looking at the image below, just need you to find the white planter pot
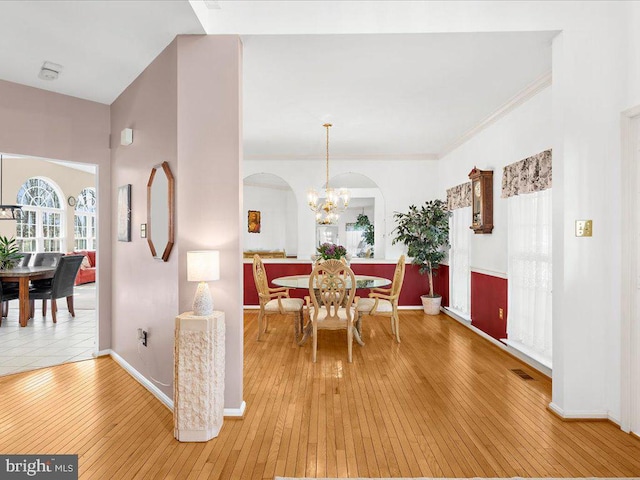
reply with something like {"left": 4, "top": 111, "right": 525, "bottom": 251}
{"left": 421, "top": 295, "right": 442, "bottom": 315}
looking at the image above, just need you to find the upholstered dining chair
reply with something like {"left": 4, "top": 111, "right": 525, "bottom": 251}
{"left": 18, "top": 253, "right": 32, "bottom": 267}
{"left": 253, "top": 254, "right": 304, "bottom": 342}
{"left": 356, "top": 255, "right": 405, "bottom": 343}
{"left": 305, "top": 259, "right": 361, "bottom": 363}
{"left": 32, "top": 252, "right": 64, "bottom": 315}
{"left": 1, "top": 253, "right": 33, "bottom": 300}
{"left": 29, "top": 255, "right": 83, "bottom": 323}
{"left": 0, "top": 281, "right": 20, "bottom": 327}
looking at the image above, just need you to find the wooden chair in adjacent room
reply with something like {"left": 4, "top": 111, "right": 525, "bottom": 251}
{"left": 356, "top": 255, "right": 405, "bottom": 343}
{"left": 305, "top": 259, "right": 362, "bottom": 363}
{"left": 29, "top": 255, "right": 83, "bottom": 323}
{"left": 253, "top": 254, "right": 304, "bottom": 342}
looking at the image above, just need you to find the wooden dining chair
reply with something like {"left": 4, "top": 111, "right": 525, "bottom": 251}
{"left": 305, "top": 259, "right": 361, "bottom": 363}
{"left": 356, "top": 255, "right": 405, "bottom": 343}
{"left": 253, "top": 254, "right": 304, "bottom": 342}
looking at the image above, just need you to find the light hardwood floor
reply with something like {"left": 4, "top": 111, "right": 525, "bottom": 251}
{"left": 0, "top": 310, "right": 639, "bottom": 479}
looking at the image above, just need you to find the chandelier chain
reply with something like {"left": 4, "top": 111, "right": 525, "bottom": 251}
{"left": 324, "top": 123, "right": 331, "bottom": 190}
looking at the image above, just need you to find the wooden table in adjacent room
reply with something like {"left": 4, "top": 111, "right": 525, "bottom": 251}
{"left": 0, "top": 266, "right": 56, "bottom": 327}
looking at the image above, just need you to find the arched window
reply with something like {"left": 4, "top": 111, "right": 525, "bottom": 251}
{"left": 74, "top": 188, "right": 97, "bottom": 251}
{"left": 16, "top": 177, "right": 65, "bottom": 252}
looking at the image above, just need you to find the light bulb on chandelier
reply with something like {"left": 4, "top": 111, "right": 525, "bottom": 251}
{"left": 307, "top": 123, "right": 350, "bottom": 225}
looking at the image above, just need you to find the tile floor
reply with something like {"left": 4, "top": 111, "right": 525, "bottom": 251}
{"left": 0, "top": 283, "right": 96, "bottom": 377}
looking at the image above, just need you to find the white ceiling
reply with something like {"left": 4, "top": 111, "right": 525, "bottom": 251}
{"left": 0, "top": 0, "right": 204, "bottom": 105}
{"left": 243, "top": 32, "right": 554, "bottom": 160}
{"left": 0, "top": 2, "right": 554, "bottom": 162}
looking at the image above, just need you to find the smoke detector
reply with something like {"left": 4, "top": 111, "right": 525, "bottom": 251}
{"left": 38, "top": 61, "right": 63, "bottom": 81}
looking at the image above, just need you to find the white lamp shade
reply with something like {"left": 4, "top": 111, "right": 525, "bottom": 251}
{"left": 187, "top": 250, "right": 220, "bottom": 282}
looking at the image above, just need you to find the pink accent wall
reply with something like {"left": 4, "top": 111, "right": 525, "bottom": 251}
{"left": 176, "top": 35, "right": 243, "bottom": 410}
{"left": 110, "top": 41, "right": 179, "bottom": 398}
{"left": 470, "top": 271, "right": 508, "bottom": 340}
{"left": 0, "top": 79, "right": 112, "bottom": 350}
{"left": 111, "top": 35, "right": 244, "bottom": 407}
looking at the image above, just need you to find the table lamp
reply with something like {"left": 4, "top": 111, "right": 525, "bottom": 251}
{"left": 187, "top": 250, "right": 220, "bottom": 316}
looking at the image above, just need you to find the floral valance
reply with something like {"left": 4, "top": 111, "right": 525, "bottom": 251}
{"left": 501, "top": 149, "right": 552, "bottom": 198}
{"left": 446, "top": 182, "right": 471, "bottom": 210}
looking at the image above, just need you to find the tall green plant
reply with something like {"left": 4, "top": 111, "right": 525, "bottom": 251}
{"left": 354, "top": 213, "right": 374, "bottom": 254}
{"left": 0, "top": 236, "right": 23, "bottom": 270}
{"left": 392, "top": 200, "right": 450, "bottom": 298}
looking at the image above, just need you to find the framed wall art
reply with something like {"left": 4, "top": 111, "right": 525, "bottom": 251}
{"left": 117, "top": 184, "right": 132, "bottom": 242}
{"left": 248, "top": 210, "right": 261, "bottom": 233}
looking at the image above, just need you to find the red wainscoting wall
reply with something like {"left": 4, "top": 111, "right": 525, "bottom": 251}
{"left": 243, "top": 262, "right": 450, "bottom": 307}
{"left": 470, "top": 271, "right": 508, "bottom": 340}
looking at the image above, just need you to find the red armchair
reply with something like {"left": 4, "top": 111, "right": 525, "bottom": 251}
{"left": 70, "top": 250, "right": 96, "bottom": 285}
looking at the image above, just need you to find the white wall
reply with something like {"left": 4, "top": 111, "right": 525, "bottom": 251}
{"left": 228, "top": 0, "right": 637, "bottom": 424}
{"left": 438, "top": 86, "right": 552, "bottom": 276}
{"left": 243, "top": 184, "right": 297, "bottom": 255}
{"left": 244, "top": 159, "right": 440, "bottom": 259}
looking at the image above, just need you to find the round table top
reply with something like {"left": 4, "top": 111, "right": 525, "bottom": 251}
{"left": 272, "top": 274, "right": 391, "bottom": 289}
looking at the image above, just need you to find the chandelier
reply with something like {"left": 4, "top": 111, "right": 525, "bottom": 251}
{"left": 307, "top": 123, "right": 350, "bottom": 225}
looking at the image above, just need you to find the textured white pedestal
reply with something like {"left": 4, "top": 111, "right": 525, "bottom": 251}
{"left": 174, "top": 311, "right": 225, "bottom": 442}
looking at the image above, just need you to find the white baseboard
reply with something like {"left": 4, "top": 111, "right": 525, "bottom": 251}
{"left": 108, "top": 350, "right": 247, "bottom": 418}
{"left": 548, "top": 402, "right": 610, "bottom": 420}
{"left": 109, "top": 350, "right": 174, "bottom": 410}
{"left": 95, "top": 349, "right": 111, "bottom": 357}
{"left": 243, "top": 305, "right": 260, "bottom": 310}
{"left": 441, "top": 307, "right": 552, "bottom": 378}
{"left": 224, "top": 401, "right": 246, "bottom": 418}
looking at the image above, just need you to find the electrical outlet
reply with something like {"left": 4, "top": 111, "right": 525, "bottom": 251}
{"left": 575, "top": 219, "right": 593, "bottom": 237}
{"left": 499, "top": 308, "right": 504, "bottom": 319}
{"left": 137, "top": 328, "right": 148, "bottom": 347}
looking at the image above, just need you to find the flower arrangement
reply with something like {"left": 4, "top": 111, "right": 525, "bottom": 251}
{"left": 317, "top": 243, "right": 347, "bottom": 260}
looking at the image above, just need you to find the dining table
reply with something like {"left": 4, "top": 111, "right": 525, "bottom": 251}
{"left": 272, "top": 273, "right": 391, "bottom": 345}
{"left": 0, "top": 266, "right": 57, "bottom": 327}
{"left": 272, "top": 274, "right": 391, "bottom": 290}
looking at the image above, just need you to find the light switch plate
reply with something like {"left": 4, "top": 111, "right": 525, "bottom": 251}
{"left": 575, "top": 219, "right": 593, "bottom": 237}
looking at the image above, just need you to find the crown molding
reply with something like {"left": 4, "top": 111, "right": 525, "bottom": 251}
{"left": 438, "top": 70, "right": 552, "bottom": 159}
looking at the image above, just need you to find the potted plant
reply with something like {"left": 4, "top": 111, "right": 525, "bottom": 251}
{"left": 0, "top": 236, "right": 23, "bottom": 270}
{"left": 354, "top": 213, "right": 374, "bottom": 257}
{"left": 392, "top": 200, "right": 450, "bottom": 315}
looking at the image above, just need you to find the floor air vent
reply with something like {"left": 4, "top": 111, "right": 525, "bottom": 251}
{"left": 511, "top": 368, "right": 534, "bottom": 380}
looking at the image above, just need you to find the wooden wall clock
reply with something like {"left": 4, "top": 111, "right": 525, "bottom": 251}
{"left": 469, "top": 167, "right": 493, "bottom": 234}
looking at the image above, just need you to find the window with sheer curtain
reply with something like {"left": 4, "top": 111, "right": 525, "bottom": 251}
{"left": 449, "top": 206, "right": 471, "bottom": 316}
{"left": 446, "top": 182, "right": 472, "bottom": 317}
{"left": 503, "top": 149, "right": 552, "bottom": 364}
